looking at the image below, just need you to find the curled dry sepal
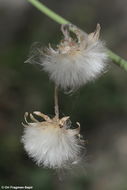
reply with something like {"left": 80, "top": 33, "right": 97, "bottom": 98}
{"left": 27, "top": 23, "right": 108, "bottom": 92}
{"left": 21, "top": 112, "right": 85, "bottom": 169}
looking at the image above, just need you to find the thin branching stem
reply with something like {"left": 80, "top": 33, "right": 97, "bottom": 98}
{"left": 27, "top": 0, "right": 69, "bottom": 25}
{"left": 26, "top": 0, "right": 127, "bottom": 72}
{"left": 54, "top": 86, "right": 59, "bottom": 118}
{"left": 108, "top": 50, "right": 127, "bottom": 71}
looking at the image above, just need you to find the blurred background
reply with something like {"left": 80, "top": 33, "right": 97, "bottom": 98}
{"left": 0, "top": 0, "right": 127, "bottom": 189}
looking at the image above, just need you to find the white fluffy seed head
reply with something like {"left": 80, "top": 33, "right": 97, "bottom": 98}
{"left": 21, "top": 112, "right": 84, "bottom": 169}
{"left": 27, "top": 24, "right": 108, "bottom": 91}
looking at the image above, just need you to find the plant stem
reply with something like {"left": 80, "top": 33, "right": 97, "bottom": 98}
{"left": 108, "top": 50, "right": 127, "bottom": 71}
{"left": 26, "top": 0, "right": 127, "bottom": 72}
{"left": 27, "top": 0, "right": 69, "bottom": 25}
{"left": 54, "top": 86, "right": 59, "bottom": 118}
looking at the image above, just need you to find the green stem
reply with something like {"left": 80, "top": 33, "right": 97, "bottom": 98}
{"left": 26, "top": 0, "right": 127, "bottom": 72}
{"left": 108, "top": 50, "right": 127, "bottom": 71}
{"left": 27, "top": 0, "right": 69, "bottom": 25}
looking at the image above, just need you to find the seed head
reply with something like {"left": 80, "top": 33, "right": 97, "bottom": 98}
{"left": 28, "top": 24, "right": 108, "bottom": 92}
{"left": 21, "top": 111, "right": 85, "bottom": 169}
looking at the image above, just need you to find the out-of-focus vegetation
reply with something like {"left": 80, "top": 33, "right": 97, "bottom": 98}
{"left": 0, "top": 0, "right": 127, "bottom": 189}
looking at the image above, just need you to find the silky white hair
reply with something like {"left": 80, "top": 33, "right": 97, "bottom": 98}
{"left": 21, "top": 112, "right": 84, "bottom": 169}
{"left": 28, "top": 24, "right": 108, "bottom": 91}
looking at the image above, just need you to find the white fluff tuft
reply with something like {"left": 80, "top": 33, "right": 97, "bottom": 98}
{"left": 35, "top": 24, "right": 108, "bottom": 91}
{"left": 21, "top": 112, "right": 84, "bottom": 169}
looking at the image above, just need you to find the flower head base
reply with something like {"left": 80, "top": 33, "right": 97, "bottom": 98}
{"left": 21, "top": 111, "right": 84, "bottom": 169}
{"left": 30, "top": 24, "right": 108, "bottom": 91}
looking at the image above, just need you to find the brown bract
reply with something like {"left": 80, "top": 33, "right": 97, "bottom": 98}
{"left": 22, "top": 111, "right": 81, "bottom": 137}
{"left": 46, "top": 23, "right": 101, "bottom": 57}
